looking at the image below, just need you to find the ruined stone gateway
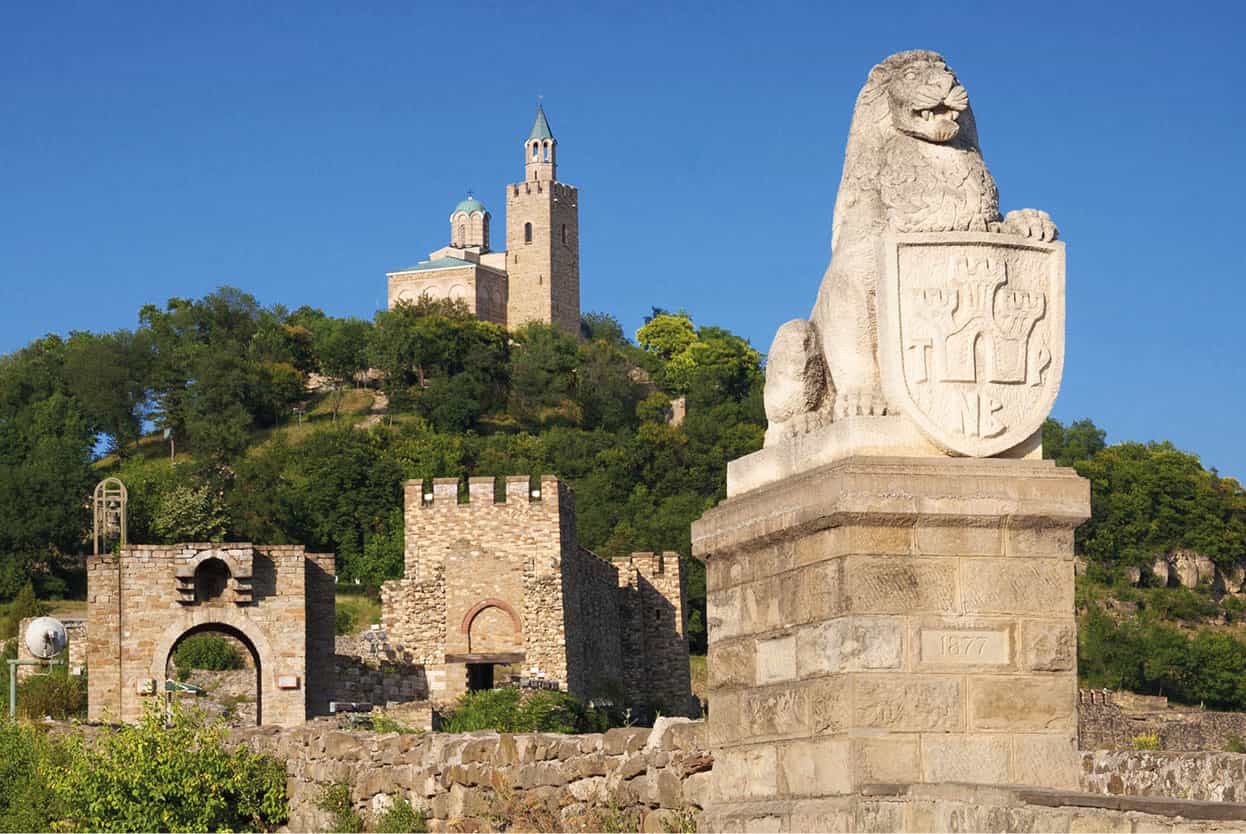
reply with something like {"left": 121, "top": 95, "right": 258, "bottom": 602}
{"left": 381, "top": 475, "right": 695, "bottom": 711}
{"left": 86, "top": 544, "right": 336, "bottom": 726}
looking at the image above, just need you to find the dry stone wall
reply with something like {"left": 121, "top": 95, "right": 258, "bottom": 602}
{"left": 230, "top": 717, "right": 711, "bottom": 833}
{"left": 1079, "top": 692, "right": 1246, "bottom": 752}
{"left": 1081, "top": 751, "right": 1246, "bottom": 803}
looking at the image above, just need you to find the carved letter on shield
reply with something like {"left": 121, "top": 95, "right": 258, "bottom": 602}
{"left": 878, "top": 232, "right": 1065, "bottom": 458}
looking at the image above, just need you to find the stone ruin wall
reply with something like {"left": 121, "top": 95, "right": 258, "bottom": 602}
{"left": 231, "top": 718, "right": 712, "bottom": 833}
{"left": 218, "top": 719, "right": 1246, "bottom": 833}
{"left": 86, "top": 544, "right": 336, "bottom": 726}
{"left": 381, "top": 474, "right": 693, "bottom": 709}
{"left": 1078, "top": 689, "right": 1246, "bottom": 752}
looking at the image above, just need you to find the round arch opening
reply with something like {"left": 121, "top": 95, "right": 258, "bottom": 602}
{"left": 164, "top": 622, "right": 263, "bottom": 726}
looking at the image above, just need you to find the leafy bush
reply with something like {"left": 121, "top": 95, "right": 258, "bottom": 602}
{"left": 318, "top": 783, "right": 364, "bottom": 833}
{"left": 1226, "top": 734, "right": 1245, "bottom": 754}
{"left": 335, "top": 606, "right": 358, "bottom": 636}
{"left": 373, "top": 799, "right": 428, "bottom": 833}
{"left": 17, "top": 668, "right": 87, "bottom": 719}
{"left": 440, "top": 687, "right": 607, "bottom": 734}
{"left": 172, "top": 633, "right": 245, "bottom": 672}
{"left": 370, "top": 713, "right": 418, "bottom": 734}
{"left": 40, "top": 704, "right": 287, "bottom": 831}
{"left": 0, "top": 719, "right": 68, "bottom": 832}
{"left": 1131, "top": 733, "right": 1161, "bottom": 750}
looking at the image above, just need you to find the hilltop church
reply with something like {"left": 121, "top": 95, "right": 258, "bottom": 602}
{"left": 386, "top": 105, "right": 581, "bottom": 335}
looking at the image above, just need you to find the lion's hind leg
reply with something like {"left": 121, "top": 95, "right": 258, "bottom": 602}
{"left": 763, "top": 319, "right": 833, "bottom": 446}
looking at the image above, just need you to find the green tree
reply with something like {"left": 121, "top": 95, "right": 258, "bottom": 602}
{"left": 316, "top": 317, "right": 372, "bottom": 420}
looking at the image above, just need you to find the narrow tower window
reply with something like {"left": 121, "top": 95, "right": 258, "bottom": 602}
{"left": 458, "top": 224, "right": 465, "bottom": 245}
{"left": 524, "top": 222, "right": 533, "bottom": 244}
{"left": 561, "top": 224, "right": 567, "bottom": 244}
{"left": 543, "top": 142, "right": 550, "bottom": 161}
{"left": 532, "top": 142, "right": 540, "bottom": 160}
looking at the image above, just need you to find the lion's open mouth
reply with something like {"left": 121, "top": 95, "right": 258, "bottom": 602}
{"left": 915, "top": 103, "right": 960, "bottom": 124}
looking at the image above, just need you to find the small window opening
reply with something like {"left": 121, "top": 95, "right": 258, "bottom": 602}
{"left": 561, "top": 224, "right": 568, "bottom": 244}
{"left": 524, "top": 222, "right": 532, "bottom": 244}
{"left": 194, "top": 558, "right": 230, "bottom": 603}
{"left": 458, "top": 224, "right": 465, "bottom": 244}
{"left": 543, "top": 142, "right": 550, "bottom": 161}
{"left": 532, "top": 142, "right": 540, "bottom": 160}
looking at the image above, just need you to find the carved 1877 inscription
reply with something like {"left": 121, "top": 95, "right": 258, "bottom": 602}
{"left": 919, "top": 627, "right": 1010, "bottom": 666}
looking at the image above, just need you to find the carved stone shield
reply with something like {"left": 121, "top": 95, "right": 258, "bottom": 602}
{"left": 878, "top": 231, "right": 1065, "bottom": 457}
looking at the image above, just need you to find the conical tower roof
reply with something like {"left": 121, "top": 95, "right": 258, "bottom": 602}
{"left": 528, "top": 103, "right": 554, "bottom": 141}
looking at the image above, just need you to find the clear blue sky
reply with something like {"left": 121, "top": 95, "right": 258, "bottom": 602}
{"left": 2, "top": 2, "right": 1244, "bottom": 477}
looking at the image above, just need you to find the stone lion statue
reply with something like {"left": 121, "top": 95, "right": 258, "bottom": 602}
{"left": 763, "top": 50, "right": 1057, "bottom": 446}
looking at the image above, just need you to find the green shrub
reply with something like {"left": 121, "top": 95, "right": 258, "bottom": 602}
{"left": 373, "top": 799, "right": 428, "bottom": 833}
{"left": 440, "top": 688, "right": 603, "bottom": 734}
{"left": 1226, "top": 734, "right": 1245, "bottom": 754}
{"left": 0, "top": 719, "right": 69, "bottom": 832}
{"left": 1131, "top": 733, "right": 1161, "bottom": 750}
{"left": 370, "top": 713, "right": 418, "bottom": 734}
{"left": 172, "top": 633, "right": 245, "bottom": 672}
{"left": 49, "top": 704, "right": 288, "bottom": 831}
{"left": 318, "top": 783, "right": 364, "bottom": 833}
{"left": 335, "top": 606, "right": 358, "bottom": 636}
{"left": 17, "top": 668, "right": 87, "bottom": 719}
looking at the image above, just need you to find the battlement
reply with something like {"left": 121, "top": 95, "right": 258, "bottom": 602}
{"left": 614, "top": 551, "right": 681, "bottom": 577}
{"left": 404, "top": 475, "right": 565, "bottom": 508}
{"left": 508, "top": 181, "right": 578, "bottom": 201}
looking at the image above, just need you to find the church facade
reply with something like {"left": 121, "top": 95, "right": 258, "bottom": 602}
{"left": 386, "top": 105, "right": 581, "bottom": 335}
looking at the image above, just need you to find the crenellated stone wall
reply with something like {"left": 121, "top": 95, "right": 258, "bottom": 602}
{"left": 381, "top": 475, "right": 694, "bottom": 712}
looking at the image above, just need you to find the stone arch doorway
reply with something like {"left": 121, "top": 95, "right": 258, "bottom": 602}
{"left": 455, "top": 598, "right": 524, "bottom": 692}
{"left": 164, "top": 622, "right": 263, "bottom": 725}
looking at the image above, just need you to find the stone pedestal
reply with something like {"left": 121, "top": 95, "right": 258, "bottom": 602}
{"left": 691, "top": 456, "right": 1090, "bottom": 828}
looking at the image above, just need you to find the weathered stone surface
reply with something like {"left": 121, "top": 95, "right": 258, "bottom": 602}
{"left": 853, "top": 737, "right": 920, "bottom": 785}
{"left": 707, "top": 638, "right": 755, "bottom": 689}
{"left": 779, "top": 738, "right": 852, "bottom": 796}
{"left": 912, "top": 618, "right": 1014, "bottom": 671}
{"left": 969, "top": 676, "right": 1076, "bottom": 731}
{"left": 844, "top": 556, "right": 958, "bottom": 614}
{"left": 1014, "top": 733, "right": 1079, "bottom": 790}
{"left": 713, "top": 744, "right": 777, "bottom": 801}
{"left": 961, "top": 557, "right": 1073, "bottom": 615}
{"left": 755, "top": 634, "right": 797, "bottom": 684}
{"left": 852, "top": 675, "right": 962, "bottom": 732}
{"left": 921, "top": 734, "right": 1011, "bottom": 784}
{"left": 797, "top": 616, "right": 903, "bottom": 678}
{"left": 1023, "top": 620, "right": 1077, "bottom": 672}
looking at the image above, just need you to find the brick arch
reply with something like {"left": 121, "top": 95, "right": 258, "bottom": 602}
{"left": 459, "top": 597, "right": 522, "bottom": 638}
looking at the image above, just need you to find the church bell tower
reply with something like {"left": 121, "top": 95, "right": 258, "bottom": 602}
{"left": 506, "top": 103, "right": 580, "bottom": 335}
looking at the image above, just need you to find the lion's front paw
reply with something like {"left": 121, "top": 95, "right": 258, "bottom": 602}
{"left": 834, "top": 385, "right": 890, "bottom": 419}
{"left": 1001, "top": 209, "right": 1058, "bottom": 242}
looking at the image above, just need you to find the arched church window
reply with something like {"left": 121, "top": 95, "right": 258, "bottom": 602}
{"left": 532, "top": 142, "right": 540, "bottom": 160}
{"left": 458, "top": 224, "right": 465, "bottom": 244}
{"left": 524, "top": 222, "right": 533, "bottom": 244}
{"left": 543, "top": 142, "right": 551, "bottom": 161}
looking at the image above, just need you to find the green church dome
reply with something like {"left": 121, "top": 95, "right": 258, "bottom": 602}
{"left": 453, "top": 196, "right": 487, "bottom": 215}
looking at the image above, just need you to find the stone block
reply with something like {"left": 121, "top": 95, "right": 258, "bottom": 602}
{"left": 755, "top": 634, "right": 796, "bottom": 684}
{"left": 1068, "top": 811, "right": 1133, "bottom": 833}
{"left": 809, "top": 675, "right": 851, "bottom": 736}
{"left": 708, "top": 639, "right": 755, "bottom": 689}
{"left": 706, "top": 586, "right": 743, "bottom": 640}
{"left": 796, "top": 525, "right": 914, "bottom": 565}
{"left": 797, "top": 616, "right": 904, "bottom": 678}
{"left": 793, "top": 558, "right": 846, "bottom": 623}
{"left": 713, "top": 744, "right": 777, "bottom": 801}
{"left": 779, "top": 737, "right": 852, "bottom": 796}
{"left": 914, "top": 524, "right": 1002, "bottom": 557}
{"left": 743, "top": 578, "right": 785, "bottom": 634}
{"left": 845, "top": 556, "right": 958, "bottom": 614}
{"left": 741, "top": 682, "right": 812, "bottom": 740}
{"left": 1012, "top": 733, "right": 1079, "bottom": 789}
{"left": 920, "top": 734, "right": 1010, "bottom": 784}
{"left": 961, "top": 558, "right": 1073, "bottom": 615}
{"left": 910, "top": 617, "right": 1015, "bottom": 671}
{"left": 1006, "top": 525, "right": 1075, "bottom": 559}
{"left": 969, "top": 676, "right": 1075, "bottom": 731}
{"left": 853, "top": 736, "right": 920, "bottom": 785}
{"left": 852, "top": 675, "right": 963, "bottom": 732}
{"left": 1022, "top": 619, "right": 1077, "bottom": 672}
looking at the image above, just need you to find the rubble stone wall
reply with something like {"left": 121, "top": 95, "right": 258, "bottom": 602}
{"left": 1081, "top": 750, "right": 1246, "bottom": 803}
{"left": 1079, "top": 695, "right": 1246, "bottom": 752}
{"left": 230, "top": 718, "right": 712, "bottom": 833}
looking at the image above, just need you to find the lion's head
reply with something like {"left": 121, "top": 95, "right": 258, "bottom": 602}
{"left": 879, "top": 51, "right": 968, "bottom": 143}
